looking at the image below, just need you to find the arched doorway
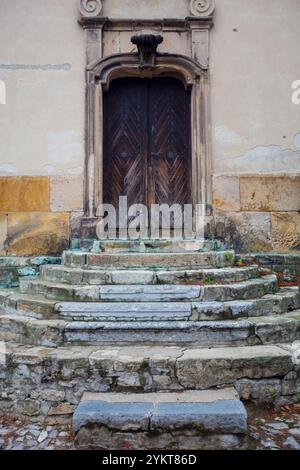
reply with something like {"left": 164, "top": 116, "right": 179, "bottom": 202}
{"left": 103, "top": 76, "right": 192, "bottom": 213}
{"left": 82, "top": 52, "right": 211, "bottom": 235}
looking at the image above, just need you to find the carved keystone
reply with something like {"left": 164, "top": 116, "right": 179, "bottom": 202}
{"left": 131, "top": 34, "right": 164, "bottom": 68}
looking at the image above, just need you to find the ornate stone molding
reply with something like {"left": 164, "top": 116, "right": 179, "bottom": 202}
{"left": 83, "top": 53, "right": 211, "bottom": 222}
{"left": 79, "top": 0, "right": 102, "bottom": 18}
{"left": 78, "top": 5, "right": 215, "bottom": 227}
{"left": 131, "top": 34, "right": 163, "bottom": 68}
{"left": 190, "top": 0, "right": 215, "bottom": 17}
{"left": 89, "top": 53, "right": 205, "bottom": 89}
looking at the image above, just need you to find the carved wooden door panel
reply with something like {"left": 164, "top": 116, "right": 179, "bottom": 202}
{"left": 103, "top": 77, "right": 191, "bottom": 224}
{"left": 103, "top": 78, "right": 147, "bottom": 209}
{"left": 147, "top": 78, "right": 192, "bottom": 208}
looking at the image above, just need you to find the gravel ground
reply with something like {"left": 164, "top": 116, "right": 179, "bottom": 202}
{"left": 0, "top": 404, "right": 299, "bottom": 450}
{"left": 246, "top": 403, "right": 300, "bottom": 450}
{"left": 0, "top": 417, "right": 73, "bottom": 450}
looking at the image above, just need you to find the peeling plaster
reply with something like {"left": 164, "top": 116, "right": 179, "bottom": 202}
{"left": 43, "top": 165, "right": 56, "bottom": 175}
{"left": 214, "top": 126, "right": 245, "bottom": 145}
{"left": 293, "top": 133, "right": 300, "bottom": 148}
{"left": 0, "top": 163, "right": 17, "bottom": 174}
{"left": 216, "top": 145, "right": 300, "bottom": 174}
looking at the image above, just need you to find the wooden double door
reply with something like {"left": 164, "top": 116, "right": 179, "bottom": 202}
{"left": 103, "top": 77, "right": 192, "bottom": 219}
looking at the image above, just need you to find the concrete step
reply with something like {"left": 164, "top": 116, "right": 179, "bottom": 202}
{"left": 1, "top": 287, "right": 298, "bottom": 321}
{"left": 71, "top": 238, "right": 219, "bottom": 253}
{"left": 2, "top": 342, "right": 296, "bottom": 398}
{"left": 62, "top": 250, "right": 235, "bottom": 269}
{"left": 40, "top": 264, "right": 259, "bottom": 285}
{"left": 72, "top": 389, "right": 247, "bottom": 450}
{"left": 19, "top": 275, "right": 278, "bottom": 302}
{"left": 1, "top": 310, "right": 300, "bottom": 347}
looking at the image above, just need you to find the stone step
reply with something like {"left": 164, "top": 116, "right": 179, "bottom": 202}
{"left": 62, "top": 250, "right": 235, "bottom": 269}
{"left": 1, "top": 310, "right": 299, "bottom": 347}
{"left": 19, "top": 275, "right": 278, "bottom": 302}
{"left": 72, "top": 389, "right": 247, "bottom": 450}
{"left": 1, "top": 287, "right": 298, "bottom": 321}
{"left": 2, "top": 342, "right": 296, "bottom": 401}
{"left": 71, "top": 238, "right": 219, "bottom": 253}
{"left": 55, "top": 289, "right": 299, "bottom": 322}
{"left": 40, "top": 264, "right": 259, "bottom": 285}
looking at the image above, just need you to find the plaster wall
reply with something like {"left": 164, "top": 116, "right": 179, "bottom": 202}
{"left": 0, "top": 0, "right": 299, "bottom": 254}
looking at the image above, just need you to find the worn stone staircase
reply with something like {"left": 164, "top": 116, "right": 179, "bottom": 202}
{"left": 0, "top": 239, "right": 299, "bottom": 450}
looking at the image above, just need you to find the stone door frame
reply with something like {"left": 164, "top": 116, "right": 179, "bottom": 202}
{"left": 78, "top": 4, "right": 215, "bottom": 232}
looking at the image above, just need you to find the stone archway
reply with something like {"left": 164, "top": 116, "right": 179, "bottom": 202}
{"left": 84, "top": 52, "right": 211, "bottom": 227}
{"left": 78, "top": 5, "right": 215, "bottom": 235}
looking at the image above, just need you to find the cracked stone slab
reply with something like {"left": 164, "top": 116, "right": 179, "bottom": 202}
{"left": 249, "top": 311, "right": 300, "bottom": 344}
{"left": 41, "top": 265, "right": 258, "bottom": 285}
{"left": 73, "top": 389, "right": 247, "bottom": 443}
{"left": 55, "top": 302, "right": 192, "bottom": 321}
{"left": 63, "top": 319, "right": 253, "bottom": 345}
{"left": 72, "top": 238, "right": 215, "bottom": 253}
{"left": 2, "top": 287, "right": 299, "bottom": 323}
{"left": 20, "top": 276, "right": 278, "bottom": 303}
{"left": 98, "top": 285, "right": 201, "bottom": 301}
{"left": 176, "top": 345, "right": 294, "bottom": 389}
{"left": 67, "top": 251, "right": 235, "bottom": 269}
{"left": 89, "top": 345, "right": 183, "bottom": 364}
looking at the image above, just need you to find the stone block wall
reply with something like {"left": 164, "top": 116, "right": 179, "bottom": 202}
{"left": 213, "top": 175, "right": 300, "bottom": 253}
{"left": 0, "top": 174, "right": 299, "bottom": 256}
{"left": 0, "top": 176, "right": 83, "bottom": 256}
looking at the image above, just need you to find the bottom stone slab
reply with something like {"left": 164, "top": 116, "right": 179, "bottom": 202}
{"left": 73, "top": 389, "right": 247, "bottom": 450}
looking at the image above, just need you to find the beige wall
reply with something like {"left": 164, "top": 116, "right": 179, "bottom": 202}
{"left": 0, "top": 0, "right": 299, "bottom": 254}
{"left": 1, "top": 0, "right": 299, "bottom": 177}
{"left": 0, "top": 0, "right": 85, "bottom": 177}
{"left": 211, "top": 0, "right": 300, "bottom": 175}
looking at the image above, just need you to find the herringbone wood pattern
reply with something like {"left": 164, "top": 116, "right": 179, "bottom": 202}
{"left": 103, "top": 77, "right": 191, "bottom": 221}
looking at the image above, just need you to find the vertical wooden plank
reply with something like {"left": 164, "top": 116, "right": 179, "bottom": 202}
{"left": 103, "top": 78, "right": 147, "bottom": 225}
{"left": 102, "top": 76, "right": 192, "bottom": 233}
{"left": 148, "top": 77, "right": 192, "bottom": 208}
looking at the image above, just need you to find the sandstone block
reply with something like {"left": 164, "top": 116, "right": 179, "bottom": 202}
{"left": 0, "top": 176, "right": 50, "bottom": 211}
{"left": 213, "top": 175, "right": 240, "bottom": 211}
{"left": 240, "top": 176, "right": 300, "bottom": 212}
{"left": 6, "top": 212, "right": 70, "bottom": 256}
{"left": 225, "top": 212, "right": 272, "bottom": 252}
{"left": 271, "top": 212, "right": 300, "bottom": 252}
